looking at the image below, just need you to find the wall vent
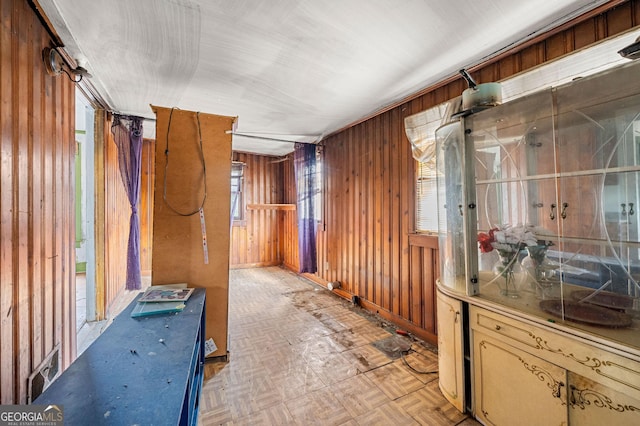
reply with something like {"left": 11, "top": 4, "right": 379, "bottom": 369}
{"left": 28, "top": 344, "right": 61, "bottom": 403}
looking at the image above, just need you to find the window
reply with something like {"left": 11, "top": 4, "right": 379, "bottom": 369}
{"left": 230, "top": 162, "right": 245, "bottom": 223}
{"left": 406, "top": 102, "right": 451, "bottom": 233}
{"left": 416, "top": 155, "right": 441, "bottom": 233}
{"left": 314, "top": 147, "right": 323, "bottom": 224}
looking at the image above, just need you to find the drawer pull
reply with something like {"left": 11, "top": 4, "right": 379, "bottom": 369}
{"left": 495, "top": 325, "right": 501, "bottom": 331}
{"left": 555, "top": 382, "right": 564, "bottom": 398}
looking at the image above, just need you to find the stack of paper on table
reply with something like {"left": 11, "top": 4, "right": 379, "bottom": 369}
{"left": 131, "top": 283, "right": 194, "bottom": 318}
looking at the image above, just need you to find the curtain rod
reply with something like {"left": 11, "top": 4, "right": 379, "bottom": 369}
{"left": 226, "top": 131, "right": 319, "bottom": 144}
{"left": 110, "top": 112, "right": 156, "bottom": 122}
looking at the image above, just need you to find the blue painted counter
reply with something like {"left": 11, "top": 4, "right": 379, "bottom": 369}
{"left": 35, "top": 288, "right": 206, "bottom": 425}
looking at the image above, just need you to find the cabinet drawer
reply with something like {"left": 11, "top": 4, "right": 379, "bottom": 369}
{"left": 469, "top": 305, "right": 640, "bottom": 401}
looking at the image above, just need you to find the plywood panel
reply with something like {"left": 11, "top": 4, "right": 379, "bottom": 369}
{"left": 151, "top": 106, "right": 235, "bottom": 358}
{"left": 0, "top": 0, "right": 76, "bottom": 404}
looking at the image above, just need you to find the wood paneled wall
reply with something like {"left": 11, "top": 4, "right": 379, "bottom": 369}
{"left": 230, "top": 152, "right": 284, "bottom": 268}
{"left": 140, "top": 138, "right": 155, "bottom": 276}
{"left": 282, "top": 1, "right": 640, "bottom": 345}
{"left": 315, "top": 108, "right": 431, "bottom": 338}
{"left": 0, "top": 0, "right": 76, "bottom": 404}
{"left": 100, "top": 115, "right": 131, "bottom": 316}
{"left": 282, "top": 157, "right": 299, "bottom": 271}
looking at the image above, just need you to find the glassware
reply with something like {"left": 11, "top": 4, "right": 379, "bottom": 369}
{"left": 493, "top": 250, "right": 524, "bottom": 298}
{"left": 521, "top": 244, "right": 557, "bottom": 298}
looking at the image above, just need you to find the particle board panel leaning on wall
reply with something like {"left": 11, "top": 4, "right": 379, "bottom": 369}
{"left": 151, "top": 105, "right": 235, "bottom": 358}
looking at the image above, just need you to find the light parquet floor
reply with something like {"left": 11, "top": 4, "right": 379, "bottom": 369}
{"left": 199, "top": 267, "right": 480, "bottom": 426}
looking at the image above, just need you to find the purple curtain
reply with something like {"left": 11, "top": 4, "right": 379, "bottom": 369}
{"left": 112, "top": 116, "right": 143, "bottom": 290}
{"left": 294, "top": 143, "right": 317, "bottom": 273}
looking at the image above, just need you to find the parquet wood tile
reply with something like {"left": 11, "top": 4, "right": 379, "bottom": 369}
{"left": 330, "top": 325, "right": 387, "bottom": 350}
{"left": 296, "top": 334, "right": 350, "bottom": 359}
{"left": 353, "top": 400, "right": 420, "bottom": 426}
{"left": 284, "top": 288, "right": 343, "bottom": 312}
{"left": 223, "top": 374, "right": 283, "bottom": 418}
{"left": 209, "top": 353, "right": 269, "bottom": 387}
{"left": 331, "top": 374, "right": 391, "bottom": 418}
{"left": 285, "top": 387, "right": 353, "bottom": 426}
{"left": 350, "top": 322, "right": 397, "bottom": 344}
{"left": 306, "top": 352, "right": 362, "bottom": 385}
{"left": 364, "top": 359, "right": 426, "bottom": 401}
{"left": 231, "top": 402, "right": 297, "bottom": 426}
{"left": 198, "top": 407, "right": 234, "bottom": 426}
{"left": 399, "top": 348, "right": 440, "bottom": 384}
{"left": 308, "top": 309, "right": 349, "bottom": 333}
{"left": 281, "top": 323, "right": 336, "bottom": 344}
{"left": 226, "top": 336, "right": 254, "bottom": 354}
{"left": 258, "top": 345, "right": 305, "bottom": 375}
{"left": 315, "top": 304, "right": 367, "bottom": 324}
{"left": 397, "top": 380, "right": 470, "bottom": 426}
{"left": 267, "top": 364, "right": 327, "bottom": 400}
{"left": 343, "top": 343, "right": 394, "bottom": 373}
{"left": 198, "top": 267, "right": 481, "bottom": 426}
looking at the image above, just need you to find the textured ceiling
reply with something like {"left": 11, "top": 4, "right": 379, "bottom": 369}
{"left": 39, "top": 0, "right": 610, "bottom": 155}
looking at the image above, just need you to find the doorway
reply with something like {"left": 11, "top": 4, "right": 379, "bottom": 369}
{"left": 75, "top": 92, "right": 96, "bottom": 332}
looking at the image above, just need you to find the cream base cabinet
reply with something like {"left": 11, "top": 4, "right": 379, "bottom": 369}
{"left": 567, "top": 372, "right": 640, "bottom": 426}
{"left": 472, "top": 330, "right": 567, "bottom": 425}
{"left": 437, "top": 289, "right": 465, "bottom": 411}
{"left": 468, "top": 303, "right": 640, "bottom": 425}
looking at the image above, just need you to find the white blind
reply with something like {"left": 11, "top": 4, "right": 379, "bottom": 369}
{"left": 406, "top": 99, "right": 458, "bottom": 233}
{"left": 416, "top": 156, "right": 440, "bottom": 232}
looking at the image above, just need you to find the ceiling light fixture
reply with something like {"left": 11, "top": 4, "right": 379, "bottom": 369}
{"left": 42, "top": 47, "right": 92, "bottom": 82}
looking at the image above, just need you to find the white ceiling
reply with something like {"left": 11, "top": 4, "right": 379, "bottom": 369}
{"left": 39, "top": 0, "right": 610, "bottom": 156}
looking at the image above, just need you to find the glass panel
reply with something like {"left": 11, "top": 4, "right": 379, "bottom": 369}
{"left": 467, "top": 89, "right": 559, "bottom": 300}
{"left": 436, "top": 122, "right": 466, "bottom": 293}
{"left": 469, "top": 89, "right": 556, "bottom": 179}
{"left": 552, "top": 62, "right": 640, "bottom": 347}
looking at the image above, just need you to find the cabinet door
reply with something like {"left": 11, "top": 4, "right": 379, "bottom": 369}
{"left": 472, "top": 330, "right": 567, "bottom": 426}
{"left": 567, "top": 372, "right": 640, "bottom": 426}
{"left": 436, "top": 290, "right": 465, "bottom": 412}
{"left": 470, "top": 89, "right": 556, "bottom": 230}
{"left": 469, "top": 89, "right": 561, "bottom": 299}
{"left": 553, "top": 63, "right": 640, "bottom": 337}
{"left": 436, "top": 122, "right": 467, "bottom": 293}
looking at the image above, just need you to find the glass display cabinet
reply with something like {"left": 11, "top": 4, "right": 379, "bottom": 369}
{"left": 436, "top": 59, "right": 640, "bottom": 425}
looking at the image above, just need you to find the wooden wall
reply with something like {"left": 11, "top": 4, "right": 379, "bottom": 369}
{"left": 281, "top": 0, "right": 640, "bottom": 345}
{"left": 99, "top": 115, "right": 131, "bottom": 316}
{"left": 282, "top": 156, "right": 299, "bottom": 271}
{"left": 0, "top": 0, "right": 76, "bottom": 404}
{"left": 140, "top": 138, "right": 155, "bottom": 276}
{"left": 230, "top": 152, "right": 284, "bottom": 268}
